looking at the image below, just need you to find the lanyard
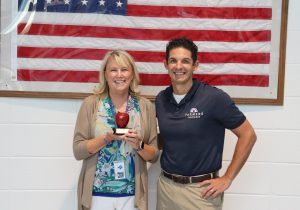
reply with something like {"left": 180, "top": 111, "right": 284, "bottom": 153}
{"left": 107, "top": 95, "right": 130, "bottom": 127}
{"left": 107, "top": 95, "right": 131, "bottom": 160}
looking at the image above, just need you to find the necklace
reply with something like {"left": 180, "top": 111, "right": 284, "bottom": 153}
{"left": 108, "top": 96, "right": 130, "bottom": 121}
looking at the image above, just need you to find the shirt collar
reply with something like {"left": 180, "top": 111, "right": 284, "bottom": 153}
{"left": 165, "top": 78, "right": 200, "bottom": 106}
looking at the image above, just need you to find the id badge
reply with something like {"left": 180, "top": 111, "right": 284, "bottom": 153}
{"left": 113, "top": 161, "right": 126, "bottom": 180}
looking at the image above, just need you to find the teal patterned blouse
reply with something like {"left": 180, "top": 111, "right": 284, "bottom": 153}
{"left": 92, "top": 95, "right": 141, "bottom": 197}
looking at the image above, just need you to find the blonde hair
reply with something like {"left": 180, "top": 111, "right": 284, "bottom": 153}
{"left": 94, "top": 50, "right": 140, "bottom": 96}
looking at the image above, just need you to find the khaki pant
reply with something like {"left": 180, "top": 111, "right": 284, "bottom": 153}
{"left": 157, "top": 174, "right": 224, "bottom": 210}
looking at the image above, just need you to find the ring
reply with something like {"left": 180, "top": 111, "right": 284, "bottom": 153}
{"left": 210, "top": 189, "right": 215, "bottom": 193}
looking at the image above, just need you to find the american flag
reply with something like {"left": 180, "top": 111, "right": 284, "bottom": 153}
{"left": 5, "top": 0, "right": 278, "bottom": 98}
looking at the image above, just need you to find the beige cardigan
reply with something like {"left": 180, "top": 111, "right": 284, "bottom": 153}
{"left": 73, "top": 94, "right": 159, "bottom": 210}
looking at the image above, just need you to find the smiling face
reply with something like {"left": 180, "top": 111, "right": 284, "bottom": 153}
{"left": 105, "top": 57, "right": 134, "bottom": 95}
{"left": 165, "top": 47, "right": 198, "bottom": 86}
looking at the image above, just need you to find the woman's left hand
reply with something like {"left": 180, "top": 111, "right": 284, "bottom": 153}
{"left": 124, "top": 129, "right": 141, "bottom": 150}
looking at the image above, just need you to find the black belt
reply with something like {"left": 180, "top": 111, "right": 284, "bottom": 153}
{"left": 162, "top": 171, "right": 218, "bottom": 184}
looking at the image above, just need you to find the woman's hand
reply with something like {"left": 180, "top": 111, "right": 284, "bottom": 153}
{"left": 123, "top": 129, "right": 141, "bottom": 150}
{"left": 104, "top": 131, "right": 124, "bottom": 144}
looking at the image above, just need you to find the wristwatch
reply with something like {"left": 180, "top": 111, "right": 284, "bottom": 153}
{"left": 136, "top": 140, "right": 144, "bottom": 151}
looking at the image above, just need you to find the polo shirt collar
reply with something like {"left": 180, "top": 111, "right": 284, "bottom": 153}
{"left": 166, "top": 78, "right": 200, "bottom": 106}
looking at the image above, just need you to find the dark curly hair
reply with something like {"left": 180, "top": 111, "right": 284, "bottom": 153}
{"left": 165, "top": 37, "right": 198, "bottom": 64}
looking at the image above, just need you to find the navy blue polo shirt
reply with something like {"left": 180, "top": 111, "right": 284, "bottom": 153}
{"left": 156, "top": 79, "right": 246, "bottom": 176}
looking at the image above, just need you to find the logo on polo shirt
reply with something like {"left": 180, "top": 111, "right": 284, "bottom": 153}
{"left": 185, "top": 107, "right": 204, "bottom": 119}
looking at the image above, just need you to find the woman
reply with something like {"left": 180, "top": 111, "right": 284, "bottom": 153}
{"left": 73, "top": 50, "right": 159, "bottom": 210}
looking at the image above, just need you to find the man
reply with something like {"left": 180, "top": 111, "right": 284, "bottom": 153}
{"left": 155, "top": 37, "right": 256, "bottom": 210}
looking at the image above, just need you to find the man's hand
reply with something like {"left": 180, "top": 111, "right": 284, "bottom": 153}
{"left": 199, "top": 176, "right": 232, "bottom": 199}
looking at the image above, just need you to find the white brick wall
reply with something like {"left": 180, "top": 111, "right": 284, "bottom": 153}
{"left": 0, "top": 98, "right": 82, "bottom": 210}
{"left": 1, "top": 1, "right": 300, "bottom": 209}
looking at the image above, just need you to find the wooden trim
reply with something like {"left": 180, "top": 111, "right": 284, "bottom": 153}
{"left": 0, "top": 0, "right": 289, "bottom": 105}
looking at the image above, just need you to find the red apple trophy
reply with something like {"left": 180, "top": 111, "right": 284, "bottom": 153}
{"left": 113, "top": 111, "right": 130, "bottom": 135}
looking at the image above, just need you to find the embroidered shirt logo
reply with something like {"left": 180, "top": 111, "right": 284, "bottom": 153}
{"left": 190, "top": 108, "right": 198, "bottom": 113}
{"left": 185, "top": 108, "right": 204, "bottom": 119}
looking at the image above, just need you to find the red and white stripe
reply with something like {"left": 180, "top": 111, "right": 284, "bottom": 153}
{"left": 15, "top": 0, "right": 274, "bottom": 97}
